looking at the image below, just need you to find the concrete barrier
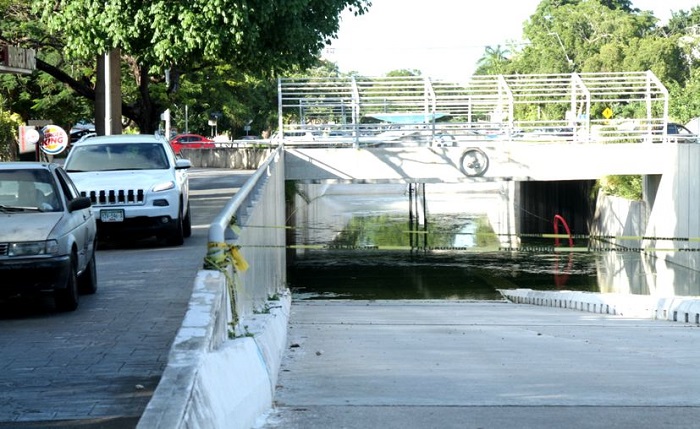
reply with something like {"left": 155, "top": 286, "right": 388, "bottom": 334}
{"left": 137, "top": 269, "right": 291, "bottom": 429}
{"left": 181, "top": 147, "right": 274, "bottom": 169}
{"left": 138, "top": 147, "right": 289, "bottom": 429}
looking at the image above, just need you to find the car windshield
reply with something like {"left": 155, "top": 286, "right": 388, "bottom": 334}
{"left": 65, "top": 143, "right": 169, "bottom": 172}
{"left": 0, "top": 169, "right": 61, "bottom": 212}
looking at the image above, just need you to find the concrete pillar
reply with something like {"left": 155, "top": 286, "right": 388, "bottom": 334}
{"left": 95, "top": 49, "right": 122, "bottom": 135}
{"left": 642, "top": 174, "right": 661, "bottom": 222}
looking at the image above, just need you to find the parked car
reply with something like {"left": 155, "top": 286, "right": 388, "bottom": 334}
{"left": 170, "top": 133, "right": 215, "bottom": 155}
{"left": 0, "top": 162, "right": 97, "bottom": 311}
{"left": 515, "top": 126, "right": 575, "bottom": 142}
{"left": 667, "top": 123, "right": 698, "bottom": 143}
{"left": 63, "top": 134, "right": 192, "bottom": 245}
{"left": 70, "top": 127, "right": 96, "bottom": 143}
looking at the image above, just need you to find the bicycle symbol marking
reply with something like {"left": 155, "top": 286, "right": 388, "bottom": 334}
{"left": 459, "top": 148, "right": 489, "bottom": 177}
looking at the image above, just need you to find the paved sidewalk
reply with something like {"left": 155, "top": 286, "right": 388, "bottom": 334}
{"left": 0, "top": 169, "right": 251, "bottom": 429}
{"left": 258, "top": 300, "right": 700, "bottom": 429}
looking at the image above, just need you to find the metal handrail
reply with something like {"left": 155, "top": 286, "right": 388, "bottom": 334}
{"left": 208, "top": 146, "right": 282, "bottom": 244}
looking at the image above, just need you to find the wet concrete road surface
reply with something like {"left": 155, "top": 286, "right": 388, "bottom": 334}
{"left": 258, "top": 299, "right": 700, "bottom": 429}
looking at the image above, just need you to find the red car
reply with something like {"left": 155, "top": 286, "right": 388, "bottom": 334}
{"left": 169, "top": 134, "right": 215, "bottom": 154}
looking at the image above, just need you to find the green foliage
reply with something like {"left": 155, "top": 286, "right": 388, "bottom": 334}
{"left": 386, "top": 69, "right": 422, "bottom": 77}
{"left": 330, "top": 214, "right": 500, "bottom": 250}
{"left": 619, "top": 36, "right": 686, "bottom": 84}
{"left": 3, "top": 0, "right": 700, "bottom": 153}
{"left": 0, "top": 1, "right": 96, "bottom": 129}
{"left": 0, "top": 0, "right": 371, "bottom": 133}
{"left": 598, "top": 175, "right": 642, "bottom": 200}
{"left": 0, "top": 101, "right": 22, "bottom": 161}
{"left": 166, "top": 64, "right": 278, "bottom": 138}
{"left": 669, "top": 69, "right": 700, "bottom": 124}
{"left": 33, "top": 0, "right": 371, "bottom": 74}
{"left": 475, "top": 45, "right": 511, "bottom": 75}
{"left": 503, "top": 0, "right": 673, "bottom": 78}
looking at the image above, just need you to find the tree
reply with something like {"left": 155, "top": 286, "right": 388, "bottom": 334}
{"left": 475, "top": 45, "right": 511, "bottom": 75}
{"left": 386, "top": 69, "right": 422, "bottom": 77}
{"left": 0, "top": 98, "right": 23, "bottom": 161}
{"left": 0, "top": 0, "right": 94, "bottom": 128}
{"left": 511, "top": 0, "right": 659, "bottom": 75}
{"left": 18, "top": 0, "right": 370, "bottom": 133}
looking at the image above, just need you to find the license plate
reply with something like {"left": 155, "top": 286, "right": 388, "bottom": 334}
{"left": 100, "top": 209, "right": 124, "bottom": 222}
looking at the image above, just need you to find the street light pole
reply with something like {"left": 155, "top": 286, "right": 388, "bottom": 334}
{"left": 549, "top": 32, "right": 574, "bottom": 70}
{"left": 104, "top": 52, "right": 112, "bottom": 136}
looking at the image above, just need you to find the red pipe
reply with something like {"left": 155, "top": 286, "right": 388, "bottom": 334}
{"left": 553, "top": 214, "right": 574, "bottom": 247}
{"left": 553, "top": 214, "right": 574, "bottom": 289}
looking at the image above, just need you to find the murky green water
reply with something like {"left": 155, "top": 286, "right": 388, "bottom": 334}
{"left": 287, "top": 184, "right": 600, "bottom": 300}
{"left": 288, "top": 248, "right": 603, "bottom": 300}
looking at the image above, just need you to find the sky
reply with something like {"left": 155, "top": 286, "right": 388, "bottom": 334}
{"left": 323, "top": 0, "right": 700, "bottom": 82}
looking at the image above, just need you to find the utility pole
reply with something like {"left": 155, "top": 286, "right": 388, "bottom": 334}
{"left": 95, "top": 49, "right": 122, "bottom": 135}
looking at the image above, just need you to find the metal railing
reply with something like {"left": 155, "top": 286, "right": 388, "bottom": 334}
{"left": 277, "top": 72, "right": 673, "bottom": 146}
{"left": 207, "top": 146, "right": 286, "bottom": 325}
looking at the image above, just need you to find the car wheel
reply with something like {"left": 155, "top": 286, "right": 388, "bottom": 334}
{"left": 78, "top": 248, "right": 98, "bottom": 294}
{"left": 166, "top": 211, "right": 185, "bottom": 246}
{"left": 55, "top": 254, "right": 79, "bottom": 312}
{"left": 183, "top": 201, "right": 192, "bottom": 238}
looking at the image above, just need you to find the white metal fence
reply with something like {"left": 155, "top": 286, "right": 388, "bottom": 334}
{"left": 277, "top": 72, "right": 675, "bottom": 146}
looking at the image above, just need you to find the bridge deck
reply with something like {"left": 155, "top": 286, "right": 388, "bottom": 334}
{"left": 284, "top": 142, "right": 676, "bottom": 183}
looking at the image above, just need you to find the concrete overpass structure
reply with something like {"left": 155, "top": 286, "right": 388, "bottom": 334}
{"left": 139, "top": 138, "right": 700, "bottom": 429}
{"left": 137, "top": 72, "right": 700, "bottom": 428}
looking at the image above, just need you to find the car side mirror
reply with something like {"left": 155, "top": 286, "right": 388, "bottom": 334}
{"left": 68, "top": 196, "right": 92, "bottom": 212}
{"left": 175, "top": 159, "right": 192, "bottom": 169}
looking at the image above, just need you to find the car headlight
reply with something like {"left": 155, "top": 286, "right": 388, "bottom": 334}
{"left": 152, "top": 181, "right": 176, "bottom": 192}
{"left": 9, "top": 240, "right": 59, "bottom": 257}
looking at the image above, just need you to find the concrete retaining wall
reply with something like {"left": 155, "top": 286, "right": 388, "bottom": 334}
{"left": 643, "top": 144, "right": 700, "bottom": 271}
{"left": 181, "top": 147, "right": 274, "bottom": 169}
{"left": 590, "top": 143, "right": 700, "bottom": 273}
{"left": 590, "top": 191, "right": 647, "bottom": 249}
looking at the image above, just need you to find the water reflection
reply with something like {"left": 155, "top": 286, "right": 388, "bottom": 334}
{"left": 287, "top": 184, "right": 700, "bottom": 300}
{"left": 596, "top": 251, "right": 700, "bottom": 297}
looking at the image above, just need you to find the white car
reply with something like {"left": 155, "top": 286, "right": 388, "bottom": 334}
{"left": 64, "top": 134, "right": 192, "bottom": 245}
{"left": 0, "top": 162, "right": 97, "bottom": 311}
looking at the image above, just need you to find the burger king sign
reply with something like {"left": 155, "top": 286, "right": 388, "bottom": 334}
{"left": 40, "top": 125, "right": 69, "bottom": 155}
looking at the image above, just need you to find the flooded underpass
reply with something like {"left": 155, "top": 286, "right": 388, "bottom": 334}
{"left": 262, "top": 183, "right": 700, "bottom": 429}
{"left": 286, "top": 183, "right": 700, "bottom": 301}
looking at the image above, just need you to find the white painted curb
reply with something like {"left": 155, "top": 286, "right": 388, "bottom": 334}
{"left": 500, "top": 288, "right": 700, "bottom": 323}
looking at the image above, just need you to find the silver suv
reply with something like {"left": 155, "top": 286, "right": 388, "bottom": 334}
{"left": 64, "top": 134, "right": 192, "bottom": 245}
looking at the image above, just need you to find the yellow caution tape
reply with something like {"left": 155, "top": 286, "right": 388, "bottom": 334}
{"left": 205, "top": 241, "right": 249, "bottom": 272}
{"left": 231, "top": 247, "right": 249, "bottom": 272}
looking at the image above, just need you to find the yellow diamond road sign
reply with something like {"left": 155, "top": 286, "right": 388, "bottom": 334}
{"left": 602, "top": 107, "right": 613, "bottom": 119}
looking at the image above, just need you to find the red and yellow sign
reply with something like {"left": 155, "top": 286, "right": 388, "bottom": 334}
{"left": 40, "top": 125, "right": 69, "bottom": 155}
